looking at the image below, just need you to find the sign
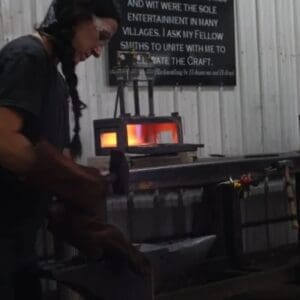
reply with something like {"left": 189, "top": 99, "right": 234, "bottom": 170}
{"left": 108, "top": 0, "right": 236, "bottom": 86}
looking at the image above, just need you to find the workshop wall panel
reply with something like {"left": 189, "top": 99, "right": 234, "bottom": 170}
{"left": 295, "top": 0, "right": 300, "bottom": 115}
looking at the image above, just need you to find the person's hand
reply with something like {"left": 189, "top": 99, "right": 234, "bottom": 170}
{"left": 80, "top": 165, "right": 102, "bottom": 177}
{"left": 125, "top": 244, "right": 152, "bottom": 277}
{"left": 48, "top": 209, "right": 151, "bottom": 276}
{"left": 22, "top": 140, "right": 108, "bottom": 213}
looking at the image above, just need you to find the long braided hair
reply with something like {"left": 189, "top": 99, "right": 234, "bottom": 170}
{"left": 36, "top": 0, "right": 120, "bottom": 158}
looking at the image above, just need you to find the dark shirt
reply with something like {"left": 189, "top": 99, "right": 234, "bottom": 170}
{"left": 0, "top": 35, "right": 70, "bottom": 270}
{"left": 0, "top": 35, "right": 70, "bottom": 147}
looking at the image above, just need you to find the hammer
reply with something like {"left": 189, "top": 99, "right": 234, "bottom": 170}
{"left": 106, "top": 150, "right": 129, "bottom": 195}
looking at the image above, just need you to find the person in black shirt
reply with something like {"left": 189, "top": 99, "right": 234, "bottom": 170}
{"left": 0, "top": 0, "right": 147, "bottom": 299}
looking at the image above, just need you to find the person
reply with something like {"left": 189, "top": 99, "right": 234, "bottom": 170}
{"left": 0, "top": 0, "right": 148, "bottom": 299}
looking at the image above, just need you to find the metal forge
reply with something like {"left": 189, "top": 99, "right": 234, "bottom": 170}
{"left": 94, "top": 51, "right": 202, "bottom": 156}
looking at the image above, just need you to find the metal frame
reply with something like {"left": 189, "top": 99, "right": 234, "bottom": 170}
{"left": 129, "top": 152, "right": 300, "bottom": 191}
{"left": 127, "top": 152, "right": 300, "bottom": 298}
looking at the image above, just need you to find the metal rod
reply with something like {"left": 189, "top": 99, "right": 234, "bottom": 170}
{"left": 119, "top": 81, "right": 126, "bottom": 116}
{"left": 296, "top": 172, "right": 300, "bottom": 243}
{"left": 148, "top": 80, "right": 155, "bottom": 116}
{"left": 242, "top": 215, "right": 299, "bottom": 228}
{"left": 113, "top": 85, "right": 120, "bottom": 118}
{"left": 263, "top": 176, "right": 271, "bottom": 250}
{"left": 133, "top": 80, "right": 140, "bottom": 116}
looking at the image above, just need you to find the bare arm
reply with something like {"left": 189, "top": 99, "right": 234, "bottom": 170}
{"left": 0, "top": 107, "right": 37, "bottom": 173}
{"left": 0, "top": 107, "right": 106, "bottom": 212}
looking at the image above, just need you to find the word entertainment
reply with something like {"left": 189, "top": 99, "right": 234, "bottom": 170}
{"left": 127, "top": 13, "right": 219, "bottom": 27}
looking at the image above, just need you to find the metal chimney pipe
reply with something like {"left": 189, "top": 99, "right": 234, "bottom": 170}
{"left": 148, "top": 79, "right": 154, "bottom": 116}
{"left": 133, "top": 80, "right": 140, "bottom": 116}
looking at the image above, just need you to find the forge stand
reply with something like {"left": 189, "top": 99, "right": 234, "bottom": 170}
{"left": 101, "top": 153, "right": 300, "bottom": 299}
{"left": 39, "top": 152, "right": 300, "bottom": 299}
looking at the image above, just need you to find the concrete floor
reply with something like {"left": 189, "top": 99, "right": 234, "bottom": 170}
{"left": 157, "top": 261, "right": 300, "bottom": 300}
{"left": 228, "top": 283, "right": 300, "bottom": 300}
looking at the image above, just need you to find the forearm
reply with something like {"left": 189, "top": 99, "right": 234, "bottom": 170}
{"left": 0, "top": 130, "right": 37, "bottom": 174}
{"left": 0, "top": 133, "right": 106, "bottom": 212}
{"left": 0, "top": 107, "right": 106, "bottom": 212}
{"left": 25, "top": 140, "right": 107, "bottom": 211}
{"left": 49, "top": 209, "right": 133, "bottom": 259}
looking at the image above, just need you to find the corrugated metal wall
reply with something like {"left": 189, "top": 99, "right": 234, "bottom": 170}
{"left": 1, "top": 0, "right": 300, "bottom": 163}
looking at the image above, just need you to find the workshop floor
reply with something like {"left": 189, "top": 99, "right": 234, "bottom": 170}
{"left": 228, "top": 282, "right": 300, "bottom": 300}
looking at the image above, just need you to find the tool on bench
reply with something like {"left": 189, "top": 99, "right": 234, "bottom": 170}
{"left": 106, "top": 149, "right": 129, "bottom": 195}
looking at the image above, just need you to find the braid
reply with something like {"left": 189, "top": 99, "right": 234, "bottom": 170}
{"left": 52, "top": 28, "right": 87, "bottom": 158}
{"left": 50, "top": 1, "right": 88, "bottom": 158}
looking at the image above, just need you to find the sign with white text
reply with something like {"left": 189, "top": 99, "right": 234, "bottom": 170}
{"left": 108, "top": 0, "right": 236, "bottom": 86}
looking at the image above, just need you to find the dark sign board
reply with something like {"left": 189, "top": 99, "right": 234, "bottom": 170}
{"left": 108, "top": 0, "right": 236, "bottom": 86}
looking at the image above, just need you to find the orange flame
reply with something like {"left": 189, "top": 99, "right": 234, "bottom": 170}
{"left": 100, "top": 122, "right": 179, "bottom": 149}
{"left": 126, "top": 122, "right": 179, "bottom": 146}
{"left": 100, "top": 132, "right": 117, "bottom": 148}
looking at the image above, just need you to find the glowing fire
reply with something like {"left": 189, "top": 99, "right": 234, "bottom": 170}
{"left": 100, "top": 122, "right": 179, "bottom": 148}
{"left": 126, "top": 122, "right": 179, "bottom": 146}
{"left": 100, "top": 132, "right": 117, "bottom": 148}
